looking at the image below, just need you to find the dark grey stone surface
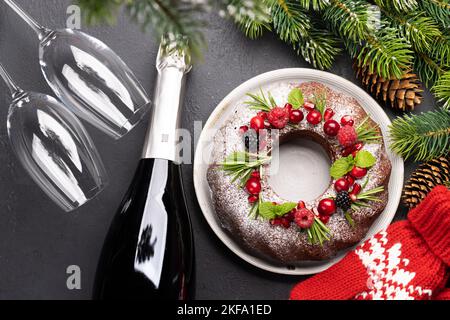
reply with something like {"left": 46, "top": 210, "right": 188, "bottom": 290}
{"left": 0, "top": 0, "right": 433, "bottom": 300}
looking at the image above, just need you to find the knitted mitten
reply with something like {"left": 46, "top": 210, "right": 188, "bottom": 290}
{"left": 290, "top": 186, "right": 450, "bottom": 300}
{"left": 434, "top": 288, "right": 450, "bottom": 300}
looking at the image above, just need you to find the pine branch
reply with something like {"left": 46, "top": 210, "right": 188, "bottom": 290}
{"left": 271, "top": 0, "right": 311, "bottom": 42}
{"left": 419, "top": 0, "right": 450, "bottom": 29}
{"left": 298, "top": 0, "right": 331, "bottom": 11}
{"left": 220, "top": 0, "right": 272, "bottom": 39}
{"left": 434, "top": 70, "right": 450, "bottom": 109}
{"left": 414, "top": 52, "right": 448, "bottom": 87}
{"left": 381, "top": 10, "right": 442, "bottom": 53}
{"left": 355, "top": 23, "right": 413, "bottom": 79}
{"left": 389, "top": 109, "right": 450, "bottom": 161}
{"left": 77, "top": 0, "right": 124, "bottom": 24}
{"left": 373, "top": 0, "right": 418, "bottom": 13}
{"left": 324, "top": 0, "right": 374, "bottom": 42}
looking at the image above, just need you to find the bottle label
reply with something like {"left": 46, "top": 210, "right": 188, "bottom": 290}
{"left": 134, "top": 159, "right": 168, "bottom": 289}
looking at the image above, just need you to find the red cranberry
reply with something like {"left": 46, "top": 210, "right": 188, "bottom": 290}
{"left": 250, "top": 116, "right": 265, "bottom": 132}
{"left": 334, "top": 178, "right": 350, "bottom": 192}
{"left": 350, "top": 166, "right": 367, "bottom": 179}
{"left": 289, "top": 109, "right": 304, "bottom": 124}
{"left": 319, "top": 215, "right": 330, "bottom": 224}
{"left": 245, "top": 178, "right": 261, "bottom": 195}
{"left": 318, "top": 199, "right": 337, "bottom": 216}
{"left": 257, "top": 111, "right": 267, "bottom": 120}
{"left": 239, "top": 125, "right": 249, "bottom": 134}
{"left": 304, "top": 101, "right": 315, "bottom": 111}
{"left": 271, "top": 218, "right": 282, "bottom": 226}
{"left": 341, "top": 115, "right": 354, "bottom": 126}
{"left": 248, "top": 195, "right": 259, "bottom": 204}
{"left": 307, "top": 110, "right": 322, "bottom": 125}
{"left": 324, "top": 108, "right": 335, "bottom": 121}
{"left": 350, "top": 183, "right": 362, "bottom": 196}
{"left": 323, "top": 119, "right": 340, "bottom": 137}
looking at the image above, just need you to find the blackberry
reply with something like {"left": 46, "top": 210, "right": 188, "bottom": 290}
{"left": 243, "top": 130, "right": 259, "bottom": 152}
{"left": 336, "top": 191, "right": 351, "bottom": 211}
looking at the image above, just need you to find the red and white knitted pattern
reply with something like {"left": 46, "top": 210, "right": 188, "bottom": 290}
{"left": 290, "top": 186, "right": 450, "bottom": 300}
{"left": 354, "top": 231, "right": 432, "bottom": 300}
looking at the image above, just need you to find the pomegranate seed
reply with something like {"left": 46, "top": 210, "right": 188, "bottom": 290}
{"left": 285, "top": 211, "right": 296, "bottom": 221}
{"left": 341, "top": 115, "right": 354, "bottom": 126}
{"left": 251, "top": 171, "right": 260, "bottom": 179}
{"left": 350, "top": 183, "right": 362, "bottom": 195}
{"left": 284, "top": 103, "right": 293, "bottom": 113}
{"left": 353, "top": 142, "right": 363, "bottom": 151}
{"left": 346, "top": 175, "right": 355, "bottom": 185}
{"left": 319, "top": 215, "right": 330, "bottom": 224}
{"left": 239, "top": 125, "right": 249, "bottom": 134}
{"left": 297, "top": 201, "right": 306, "bottom": 209}
{"left": 304, "top": 101, "right": 315, "bottom": 111}
{"left": 324, "top": 108, "right": 335, "bottom": 121}
{"left": 352, "top": 150, "right": 358, "bottom": 158}
{"left": 350, "top": 194, "right": 357, "bottom": 202}
{"left": 342, "top": 146, "right": 354, "bottom": 157}
{"left": 248, "top": 195, "right": 259, "bottom": 204}
{"left": 271, "top": 218, "right": 282, "bottom": 226}
{"left": 246, "top": 178, "right": 261, "bottom": 195}
{"left": 281, "top": 217, "right": 291, "bottom": 228}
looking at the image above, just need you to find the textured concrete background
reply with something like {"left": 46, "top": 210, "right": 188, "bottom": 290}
{"left": 0, "top": 0, "right": 433, "bottom": 300}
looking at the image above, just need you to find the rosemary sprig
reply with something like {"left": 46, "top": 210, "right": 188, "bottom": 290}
{"left": 356, "top": 117, "right": 382, "bottom": 143}
{"left": 249, "top": 197, "right": 262, "bottom": 219}
{"left": 351, "top": 186, "right": 385, "bottom": 209}
{"left": 220, "top": 151, "right": 270, "bottom": 186}
{"left": 245, "top": 89, "right": 277, "bottom": 112}
{"left": 345, "top": 211, "right": 355, "bottom": 227}
{"left": 307, "top": 217, "right": 331, "bottom": 245}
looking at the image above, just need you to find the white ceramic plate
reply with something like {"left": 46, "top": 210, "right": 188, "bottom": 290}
{"left": 193, "top": 68, "right": 404, "bottom": 275}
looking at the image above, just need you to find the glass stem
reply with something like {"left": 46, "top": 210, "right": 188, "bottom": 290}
{"left": 4, "top": 0, "right": 47, "bottom": 40}
{"left": 0, "top": 63, "right": 22, "bottom": 96}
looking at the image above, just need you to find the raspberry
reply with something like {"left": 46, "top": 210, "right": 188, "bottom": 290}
{"left": 338, "top": 125, "right": 357, "bottom": 148}
{"left": 267, "top": 107, "right": 289, "bottom": 129}
{"left": 294, "top": 208, "right": 314, "bottom": 229}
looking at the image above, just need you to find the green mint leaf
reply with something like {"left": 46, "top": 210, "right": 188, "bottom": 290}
{"left": 355, "top": 150, "right": 376, "bottom": 168}
{"left": 258, "top": 202, "right": 297, "bottom": 220}
{"left": 288, "top": 88, "right": 304, "bottom": 109}
{"left": 330, "top": 155, "right": 355, "bottom": 179}
{"left": 258, "top": 202, "right": 277, "bottom": 220}
{"left": 274, "top": 202, "right": 297, "bottom": 216}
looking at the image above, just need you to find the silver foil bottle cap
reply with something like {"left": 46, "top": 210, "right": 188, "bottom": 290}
{"left": 142, "top": 37, "right": 192, "bottom": 163}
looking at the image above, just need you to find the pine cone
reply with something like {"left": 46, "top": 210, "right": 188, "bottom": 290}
{"left": 402, "top": 156, "right": 450, "bottom": 209}
{"left": 353, "top": 60, "right": 423, "bottom": 111}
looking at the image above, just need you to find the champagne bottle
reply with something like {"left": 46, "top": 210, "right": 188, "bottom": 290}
{"left": 93, "top": 42, "right": 194, "bottom": 300}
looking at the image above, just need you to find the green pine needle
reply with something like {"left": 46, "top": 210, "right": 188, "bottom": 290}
{"left": 271, "top": 0, "right": 310, "bottom": 42}
{"left": 434, "top": 70, "right": 450, "bottom": 109}
{"left": 419, "top": 0, "right": 450, "bottom": 29}
{"left": 374, "top": 0, "right": 418, "bottom": 13}
{"left": 223, "top": 0, "right": 272, "bottom": 39}
{"left": 298, "top": 0, "right": 330, "bottom": 11}
{"left": 389, "top": 109, "right": 450, "bottom": 161}
{"left": 356, "top": 117, "right": 382, "bottom": 143}
{"left": 324, "top": 0, "right": 375, "bottom": 42}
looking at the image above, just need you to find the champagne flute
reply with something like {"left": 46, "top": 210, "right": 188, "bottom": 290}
{"left": 3, "top": 0, "right": 151, "bottom": 139}
{"left": 0, "top": 62, "right": 108, "bottom": 211}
